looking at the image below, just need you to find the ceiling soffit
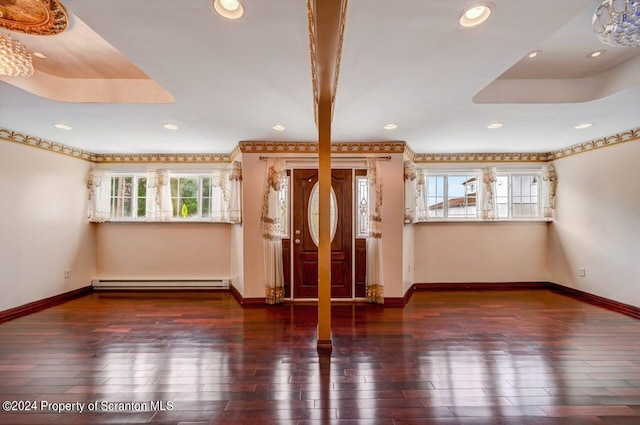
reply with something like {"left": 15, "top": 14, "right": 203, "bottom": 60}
{"left": 475, "top": 2, "right": 640, "bottom": 104}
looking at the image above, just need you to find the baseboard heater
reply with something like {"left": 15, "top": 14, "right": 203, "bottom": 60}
{"left": 92, "top": 279, "right": 230, "bottom": 290}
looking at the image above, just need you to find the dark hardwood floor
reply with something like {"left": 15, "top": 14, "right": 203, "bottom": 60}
{"left": 0, "top": 289, "right": 639, "bottom": 425}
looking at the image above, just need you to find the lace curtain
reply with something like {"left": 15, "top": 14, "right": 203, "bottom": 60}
{"left": 261, "top": 158, "right": 286, "bottom": 305}
{"left": 87, "top": 169, "right": 110, "bottom": 222}
{"left": 366, "top": 158, "right": 384, "bottom": 304}
{"left": 403, "top": 160, "right": 417, "bottom": 224}
{"left": 415, "top": 168, "right": 428, "bottom": 221}
{"left": 146, "top": 170, "right": 173, "bottom": 221}
{"left": 228, "top": 161, "right": 242, "bottom": 224}
{"left": 543, "top": 164, "right": 558, "bottom": 219}
{"left": 88, "top": 168, "right": 241, "bottom": 223}
{"left": 479, "top": 166, "right": 498, "bottom": 220}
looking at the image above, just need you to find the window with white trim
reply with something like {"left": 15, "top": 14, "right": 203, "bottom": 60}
{"left": 416, "top": 167, "right": 547, "bottom": 221}
{"left": 426, "top": 172, "right": 479, "bottom": 219}
{"left": 90, "top": 169, "right": 239, "bottom": 223}
{"left": 170, "top": 175, "right": 228, "bottom": 220}
{"left": 496, "top": 173, "right": 541, "bottom": 219}
{"left": 109, "top": 174, "right": 147, "bottom": 220}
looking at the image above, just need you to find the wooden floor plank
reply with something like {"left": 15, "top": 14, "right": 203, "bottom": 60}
{"left": 0, "top": 289, "right": 638, "bottom": 424}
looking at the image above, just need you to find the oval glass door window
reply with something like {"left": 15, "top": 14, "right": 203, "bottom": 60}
{"left": 308, "top": 182, "right": 338, "bottom": 247}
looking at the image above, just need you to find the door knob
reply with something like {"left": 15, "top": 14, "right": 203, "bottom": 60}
{"left": 295, "top": 229, "right": 301, "bottom": 235}
{"left": 294, "top": 239, "right": 301, "bottom": 244}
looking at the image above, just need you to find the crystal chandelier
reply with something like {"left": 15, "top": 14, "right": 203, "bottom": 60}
{"left": 592, "top": 0, "right": 640, "bottom": 47}
{"left": 0, "top": 33, "right": 34, "bottom": 77}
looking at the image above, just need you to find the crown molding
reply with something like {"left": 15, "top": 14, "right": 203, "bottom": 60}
{"left": 403, "top": 144, "right": 417, "bottom": 161}
{"left": 3, "top": 126, "right": 637, "bottom": 165}
{"left": 229, "top": 144, "right": 242, "bottom": 161}
{"left": 0, "top": 128, "right": 96, "bottom": 162}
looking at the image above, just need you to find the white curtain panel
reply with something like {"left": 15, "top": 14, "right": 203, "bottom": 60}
{"left": 480, "top": 166, "right": 498, "bottom": 220}
{"left": 261, "top": 158, "right": 286, "bottom": 305}
{"left": 146, "top": 170, "right": 173, "bottom": 221}
{"left": 366, "top": 158, "right": 384, "bottom": 304}
{"left": 543, "top": 163, "right": 558, "bottom": 219}
{"left": 403, "top": 160, "right": 417, "bottom": 224}
{"left": 228, "top": 161, "right": 242, "bottom": 224}
{"left": 415, "top": 168, "right": 428, "bottom": 222}
{"left": 87, "top": 169, "right": 111, "bottom": 223}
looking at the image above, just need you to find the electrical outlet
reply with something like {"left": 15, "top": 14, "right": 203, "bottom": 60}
{"left": 64, "top": 269, "right": 71, "bottom": 279}
{"left": 578, "top": 267, "right": 586, "bottom": 277}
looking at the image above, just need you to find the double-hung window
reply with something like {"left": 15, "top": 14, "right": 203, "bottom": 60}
{"left": 415, "top": 167, "right": 547, "bottom": 221}
{"left": 495, "top": 172, "right": 542, "bottom": 219}
{"left": 109, "top": 174, "right": 147, "bottom": 220}
{"left": 169, "top": 174, "right": 230, "bottom": 221}
{"left": 90, "top": 169, "right": 239, "bottom": 223}
{"left": 425, "top": 172, "right": 479, "bottom": 219}
{"left": 170, "top": 175, "right": 216, "bottom": 219}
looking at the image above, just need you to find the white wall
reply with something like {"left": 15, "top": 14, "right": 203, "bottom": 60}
{"left": 92, "top": 162, "right": 233, "bottom": 282}
{"left": 230, "top": 156, "right": 245, "bottom": 294}
{"left": 402, "top": 224, "right": 414, "bottom": 294}
{"left": 379, "top": 155, "right": 405, "bottom": 297}
{"left": 414, "top": 221, "right": 548, "bottom": 283}
{"left": 95, "top": 222, "right": 231, "bottom": 280}
{"left": 238, "top": 153, "right": 265, "bottom": 298}
{"left": 0, "top": 142, "right": 96, "bottom": 311}
{"left": 548, "top": 140, "right": 640, "bottom": 307}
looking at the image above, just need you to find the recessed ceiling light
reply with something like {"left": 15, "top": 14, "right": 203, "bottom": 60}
{"left": 527, "top": 50, "right": 542, "bottom": 58}
{"left": 487, "top": 122, "right": 503, "bottom": 129}
{"left": 163, "top": 124, "right": 179, "bottom": 130}
{"left": 213, "top": 0, "right": 244, "bottom": 20}
{"left": 33, "top": 52, "right": 47, "bottom": 59}
{"left": 459, "top": 4, "right": 493, "bottom": 28}
{"left": 574, "top": 123, "right": 593, "bottom": 129}
{"left": 272, "top": 124, "right": 286, "bottom": 131}
{"left": 587, "top": 49, "right": 606, "bottom": 58}
{"left": 383, "top": 124, "right": 397, "bottom": 130}
{"left": 53, "top": 123, "right": 72, "bottom": 130}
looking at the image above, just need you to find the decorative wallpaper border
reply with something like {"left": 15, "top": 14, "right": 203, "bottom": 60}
{"left": 239, "top": 141, "right": 407, "bottom": 154}
{"left": 0, "top": 128, "right": 96, "bottom": 162}
{"left": 93, "top": 153, "right": 232, "bottom": 163}
{"left": 547, "top": 127, "right": 639, "bottom": 161}
{"left": 412, "top": 127, "right": 639, "bottom": 163}
{"left": 2, "top": 126, "right": 638, "bottom": 164}
{"left": 413, "top": 152, "right": 549, "bottom": 163}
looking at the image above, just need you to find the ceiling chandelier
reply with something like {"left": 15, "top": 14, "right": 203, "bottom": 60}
{"left": 592, "top": 0, "right": 640, "bottom": 47}
{"left": 0, "top": 33, "right": 34, "bottom": 77}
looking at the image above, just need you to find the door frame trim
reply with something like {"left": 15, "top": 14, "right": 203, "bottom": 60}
{"left": 287, "top": 166, "right": 365, "bottom": 301}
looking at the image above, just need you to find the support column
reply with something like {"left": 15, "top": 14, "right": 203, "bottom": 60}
{"left": 311, "top": 0, "right": 347, "bottom": 352}
{"left": 317, "top": 99, "right": 332, "bottom": 352}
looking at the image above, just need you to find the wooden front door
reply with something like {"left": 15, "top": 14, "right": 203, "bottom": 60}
{"left": 292, "top": 169, "right": 352, "bottom": 298}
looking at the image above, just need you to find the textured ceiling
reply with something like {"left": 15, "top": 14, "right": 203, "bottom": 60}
{"left": 0, "top": 0, "right": 638, "bottom": 155}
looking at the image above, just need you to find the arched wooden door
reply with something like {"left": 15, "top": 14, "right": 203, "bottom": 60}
{"left": 292, "top": 169, "right": 352, "bottom": 298}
